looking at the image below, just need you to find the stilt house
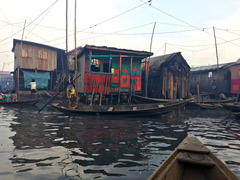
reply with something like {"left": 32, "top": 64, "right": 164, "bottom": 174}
{"left": 76, "top": 45, "right": 153, "bottom": 102}
{"left": 142, "top": 52, "right": 190, "bottom": 100}
{"left": 190, "top": 63, "right": 233, "bottom": 96}
{"left": 12, "top": 39, "right": 66, "bottom": 92}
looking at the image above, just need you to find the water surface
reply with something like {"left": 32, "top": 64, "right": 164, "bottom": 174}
{"left": 0, "top": 105, "right": 239, "bottom": 180}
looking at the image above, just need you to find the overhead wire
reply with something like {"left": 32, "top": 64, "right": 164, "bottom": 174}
{"left": 25, "top": 0, "right": 59, "bottom": 38}
{"left": 140, "top": 0, "right": 240, "bottom": 48}
{"left": 44, "top": 1, "right": 147, "bottom": 44}
{"left": 0, "top": 0, "right": 59, "bottom": 43}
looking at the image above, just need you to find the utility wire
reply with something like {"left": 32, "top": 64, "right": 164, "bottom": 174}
{"left": 0, "top": 0, "right": 59, "bottom": 42}
{"left": 215, "top": 27, "right": 240, "bottom": 36}
{"left": 44, "top": 2, "right": 147, "bottom": 44}
{"left": 140, "top": 0, "right": 240, "bottom": 48}
{"left": 25, "top": 0, "right": 58, "bottom": 38}
{"left": 1, "top": 19, "right": 50, "bottom": 42}
{"left": 79, "top": 28, "right": 200, "bottom": 36}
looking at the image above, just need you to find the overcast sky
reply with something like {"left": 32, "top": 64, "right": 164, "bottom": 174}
{"left": 1, "top": 0, "right": 240, "bottom": 71}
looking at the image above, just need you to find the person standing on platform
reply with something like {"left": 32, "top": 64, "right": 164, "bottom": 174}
{"left": 66, "top": 74, "right": 76, "bottom": 108}
{"left": 29, "top": 79, "right": 37, "bottom": 99}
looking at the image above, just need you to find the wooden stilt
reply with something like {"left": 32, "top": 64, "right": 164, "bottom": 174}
{"left": 197, "top": 83, "right": 200, "bottom": 103}
{"left": 90, "top": 89, "right": 94, "bottom": 106}
{"left": 99, "top": 92, "right": 102, "bottom": 106}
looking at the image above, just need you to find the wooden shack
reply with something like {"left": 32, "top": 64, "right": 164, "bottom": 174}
{"left": 12, "top": 39, "right": 66, "bottom": 92}
{"left": 190, "top": 62, "right": 233, "bottom": 96}
{"left": 76, "top": 45, "right": 153, "bottom": 103}
{"left": 142, "top": 52, "right": 190, "bottom": 100}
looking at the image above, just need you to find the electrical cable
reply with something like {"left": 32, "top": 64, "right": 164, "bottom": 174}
{"left": 44, "top": 2, "right": 147, "bottom": 44}
{"left": 140, "top": 0, "right": 240, "bottom": 48}
{"left": 0, "top": 0, "right": 59, "bottom": 43}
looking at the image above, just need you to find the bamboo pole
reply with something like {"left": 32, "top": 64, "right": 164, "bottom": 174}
{"left": 213, "top": 27, "right": 220, "bottom": 98}
{"left": 118, "top": 55, "right": 122, "bottom": 104}
{"left": 145, "top": 22, "right": 156, "bottom": 97}
{"left": 197, "top": 83, "right": 200, "bottom": 103}
{"left": 17, "top": 20, "right": 27, "bottom": 100}
{"left": 74, "top": 0, "right": 78, "bottom": 103}
{"left": 99, "top": 92, "right": 102, "bottom": 106}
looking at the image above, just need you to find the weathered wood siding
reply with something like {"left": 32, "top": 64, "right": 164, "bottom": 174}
{"left": 143, "top": 53, "right": 190, "bottom": 100}
{"left": 14, "top": 42, "right": 57, "bottom": 71}
{"left": 190, "top": 68, "right": 231, "bottom": 95}
{"left": 149, "top": 66, "right": 189, "bottom": 99}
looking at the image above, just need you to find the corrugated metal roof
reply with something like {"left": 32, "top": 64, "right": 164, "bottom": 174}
{"left": 191, "top": 62, "right": 234, "bottom": 72}
{"left": 12, "top": 39, "right": 65, "bottom": 52}
{"left": 77, "top": 44, "right": 153, "bottom": 57}
{"left": 149, "top": 53, "right": 178, "bottom": 67}
{"left": 148, "top": 52, "right": 190, "bottom": 70}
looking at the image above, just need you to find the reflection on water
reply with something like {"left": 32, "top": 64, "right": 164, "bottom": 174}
{"left": 0, "top": 105, "right": 239, "bottom": 180}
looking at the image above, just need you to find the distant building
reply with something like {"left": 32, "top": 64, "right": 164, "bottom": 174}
{"left": 0, "top": 71, "right": 14, "bottom": 91}
{"left": 12, "top": 39, "right": 66, "bottom": 91}
{"left": 142, "top": 52, "right": 190, "bottom": 100}
{"left": 190, "top": 62, "right": 233, "bottom": 96}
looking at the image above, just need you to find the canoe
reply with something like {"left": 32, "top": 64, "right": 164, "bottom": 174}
{"left": 199, "top": 97, "right": 236, "bottom": 104}
{"left": 194, "top": 103, "right": 223, "bottom": 110}
{"left": 51, "top": 100, "right": 189, "bottom": 117}
{"left": 132, "top": 94, "right": 173, "bottom": 104}
{"left": 221, "top": 103, "right": 240, "bottom": 112}
{"left": 233, "top": 112, "right": 240, "bottom": 120}
{"left": 0, "top": 99, "right": 41, "bottom": 106}
{"left": 148, "top": 135, "right": 239, "bottom": 180}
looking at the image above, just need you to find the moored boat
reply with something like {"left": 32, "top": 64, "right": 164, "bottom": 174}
{"left": 132, "top": 94, "right": 173, "bottom": 104}
{"left": 0, "top": 99, "right": 41, "bottom": 106}
{"left": 197, "top": 97, "right": 236, "bottom": 104}
{"left": 194, "top": 103, "right": 223, "bottom": 110}
{"left": 221, "top": 103, "right": 240, "bottom": 112}
{"left": 233, "top": 112, "right": 240, "bottom": 120}
{"left": 148, "top": 135, "right": 239, "bottom": 180}
{"left": 51, "top": 100, "right": 189, "bottom": 117}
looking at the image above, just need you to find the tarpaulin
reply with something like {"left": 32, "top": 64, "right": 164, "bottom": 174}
{"left": 23, "top": 71, "right": 50, "bottom": 89}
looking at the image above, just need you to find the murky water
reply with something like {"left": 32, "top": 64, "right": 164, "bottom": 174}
{"left": 0, "top": 105, "right": 239, "bottom": 180}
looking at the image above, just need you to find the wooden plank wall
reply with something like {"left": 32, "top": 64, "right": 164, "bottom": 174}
{"left": 149, "top": 67, "right": 189, "bottom": 99}
{"left": 16, "top": 43, "right": 57, "bottom": 71}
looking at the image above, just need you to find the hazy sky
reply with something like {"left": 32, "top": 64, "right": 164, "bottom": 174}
{"left": 1, "top": 0, "right": 240, "bottom": 71}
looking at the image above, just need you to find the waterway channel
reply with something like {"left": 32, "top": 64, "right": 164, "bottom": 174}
{"left": 0, "top": 105, "right": 239, "bottom": 180}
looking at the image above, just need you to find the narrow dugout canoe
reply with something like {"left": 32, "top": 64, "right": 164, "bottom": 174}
{"left": 194, "top": 103, "right": 223, "bottom": 110}
{"left": 132, "top": 94, "right": 173, "bottom": 104}
{"left": 198, "top": 97, "right": 236, "bottom": 104}
{"left": 0, "top": 99, "right": 41, "bottom": 106}
{"left": 222, "top": 103, "right": 240, "bottom": 112}
{"left": 148, "top": 135, "right": 239, "bottom": 180}
{"left": 51, "top": 100, "right": 189, "bottom": 117}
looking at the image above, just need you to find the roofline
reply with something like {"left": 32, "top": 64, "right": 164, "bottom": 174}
{"left": 77, "top": 44, "right": 153, "bottom": 57}
{"left": 191, "top": 62, "right": 235, "bottom": 72}
{"left": 151, "top": 52, "right": 190, "bottom": 69}
{"left": 12, "top": 39, "right": 65, "bottom": 52}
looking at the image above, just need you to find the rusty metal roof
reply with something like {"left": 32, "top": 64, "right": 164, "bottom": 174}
{"left": 77, "top": 44, "right": 153, "bottom": 57}
{"left": 191, "top": 62, "right": 234, "bottom": 72}
{"left": 12, "top": 39, "right": 65, "bottom": 52}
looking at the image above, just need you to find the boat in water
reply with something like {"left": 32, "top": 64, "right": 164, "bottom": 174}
{"left": 51, "top": 100, "right": 189, "bottom": 117}
{"left": 222, "top": 103, "right": 240, "bottom": 112}
{"left": 132, "top": 94, "right": 173, "bottom": 104}
{"left": 194, "top": 103, "right": 223, "bottom": 110}
{"left": 0, "top": 99, "right": 41, "bottom": 106}
{"left": 148, "top": 135, "right": 239, "bottom": 180}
